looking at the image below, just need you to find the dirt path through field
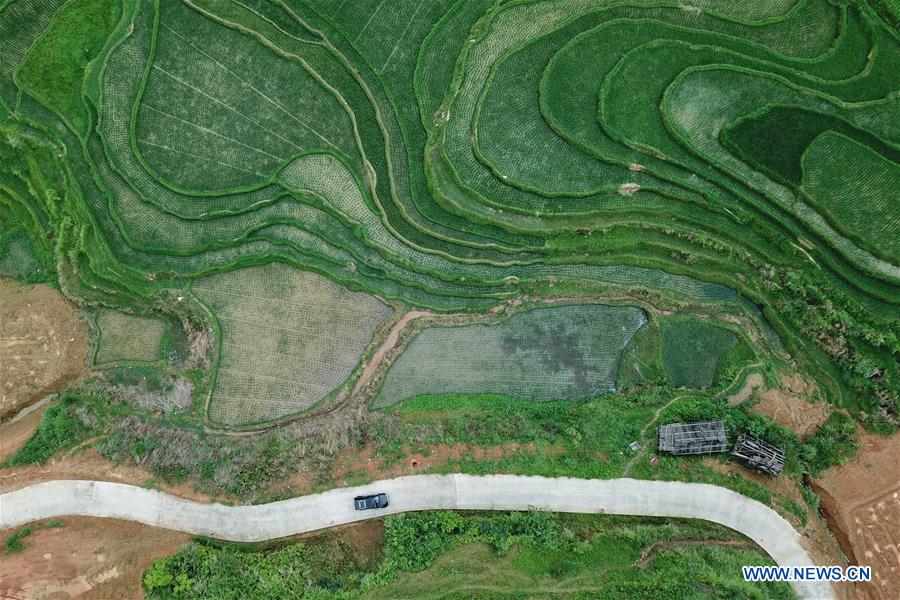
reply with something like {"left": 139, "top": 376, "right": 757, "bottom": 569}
{"left": 353, "top": 309, "right": 435, "bottom": 396}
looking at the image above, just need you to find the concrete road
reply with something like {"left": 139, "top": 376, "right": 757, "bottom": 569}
{"left": 0, "top": 475, "right": 833, "bottom": 599}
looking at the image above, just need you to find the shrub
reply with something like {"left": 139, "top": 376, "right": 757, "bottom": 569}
{"left": 800, "top": 412, "right": 860, "bottom": 475}
{"left": 4, "top": 395, "right": 98, "bottom": 466}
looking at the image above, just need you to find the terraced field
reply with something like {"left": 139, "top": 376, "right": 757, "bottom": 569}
{"left": 193, "top": 263, "right": 393, "bottom": 424}
{"left": 375, "top": 304, "right": 646, "bottom": 407}
{"left": 0, "top": 0, "right": 897, "bottom": 431}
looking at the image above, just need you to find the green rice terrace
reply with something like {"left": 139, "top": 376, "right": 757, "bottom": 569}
{"left": 0, "top": 0, "right": 898, "bottom": 596}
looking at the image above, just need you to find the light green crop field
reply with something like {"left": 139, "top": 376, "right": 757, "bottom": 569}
{"left": 375, "top": 304, "right": 646, "bottom": 407}
{"left": 193, "top": 263, "right": 393, "bottom": 425}
{"left": 94, "top": 309, "right": 165, "bottom": 364}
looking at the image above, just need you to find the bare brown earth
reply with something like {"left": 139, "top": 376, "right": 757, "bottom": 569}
{"left": 0, "top": 517, "right": 189, "bottom": 600}
{"left": 0, "top": 447, "right": 214, "bottom": 503}
{"left": 815, "top": 431, "right": 900, "bottom": 600}
{"left": 0, "top": 279, "right": 89, "bottom": 420}
{"left": 752, "top": 373, "right": 832, "bottom": 436}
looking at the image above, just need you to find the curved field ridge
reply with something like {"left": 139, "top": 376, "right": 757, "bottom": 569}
{"left": 0, "top": 476, "right": 833, "bottom": 599}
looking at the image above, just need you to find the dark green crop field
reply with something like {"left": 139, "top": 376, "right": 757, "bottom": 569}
{"left": 1, "top": 1, "right": 897, "bottom": 434}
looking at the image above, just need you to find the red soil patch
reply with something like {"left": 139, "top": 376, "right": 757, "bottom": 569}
{"left": 0, "top": 279, "right": 89, "bottom": 420}
{"left": 814, "top": 431, "right": 900, "bottom": 600}
{"left": 0, "top": 517, "right": 189, "bottom": 600}
{"left": 0, "top": 447, "right": 215, "bottom": 504}
{"left": 752, "top": 373, "right": 830, "bottom": 437}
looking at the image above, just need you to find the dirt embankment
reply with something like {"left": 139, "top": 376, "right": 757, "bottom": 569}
{"left": 0, "top": 279, "right": 89, "bottom": 421}
{"left": 0, "top": 517, "right": 189, "bottom": 600}
{"left": 0, "top": 447, "right": 215, "bottom": 503}
{"left": 752, "top": 373, "right": 831, "bottom": 437}
{"left": 814, "top": 431, "right": 900, "bottom": 600}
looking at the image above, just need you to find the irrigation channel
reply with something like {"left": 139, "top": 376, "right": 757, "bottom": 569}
{"left": 0, "top": 475, "right": 833, "bottom": 599}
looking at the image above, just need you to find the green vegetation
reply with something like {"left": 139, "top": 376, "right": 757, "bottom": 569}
{"left": 1, "top": 0, "right": 896, "bottom": 435}
{"left": 194, "top": 263, "right": 393, "bottom": 425}
{"left": 720, "top": 105, "right": 900, "bottom": 186}
{"left": 800, "top": 412, "right": 861, "bottom": 475}
{"left": 661, "top": 319, "right": 739, "bottom": 389}
{"left": 4, "top": 394, "right": 99, "bottom": 466}
{"left": 94, "top": 309, "right": 166, "bottom": 364}
{"left": 617, "top": 318, "right": 667, "bottom": 389}
{"left": 144, "top": 512, "right": 790, "bottom": 599}
{"left": 14, "top": 0, "right": 120, "bottom": 133}
{"left": 3, "top": 519, "right": 64, "bottom": 554}
{"left": 160, "top": 320, "right": 192, "bottom": 366}
{"left": 0, "top": 230, "right": 52, "bottom": 283}
{"left": 375, "top": 305, "right": 645, "bottom": 407}
{"left": 801, "top": 131, "right": 900, "bottom": 262}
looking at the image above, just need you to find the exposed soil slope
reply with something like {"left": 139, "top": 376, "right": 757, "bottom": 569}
{"left": 815, "top": 431, "right": 900, "bottom": 600}
{"left": 0, "top": 279, "right": 89, "bottom": 420}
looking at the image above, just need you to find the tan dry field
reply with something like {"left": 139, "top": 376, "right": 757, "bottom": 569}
{"left": 0, "top": 279, "right": 89, "bottom": 420}
{"left": 815, "top": 431, "right": 900, "bottom": 600}
{"left": 0, "top": 517, "right": 189, "bottom": 600}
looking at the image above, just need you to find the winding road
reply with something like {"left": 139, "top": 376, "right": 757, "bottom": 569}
{"left": 0, "top": 475, "right": 833, "bottom": 599}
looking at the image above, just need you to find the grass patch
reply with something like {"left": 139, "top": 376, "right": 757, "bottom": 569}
{"left": 800, "top": 412, "right": 860, "bottom": 475}
{"left": 94, "top": 309, "right": 166, "bottom": 365}
{"left": 4, "top": 394, "right": 101, "bottom": 466}
{"left": 0, "top": 230, "right": 53, "bottom": 283}
{"left": 4, "top": 519, "right": 64, "bottom": 554}
{"left": 15, "top": 0, "right": 121, "bottom": 134}
{"left": 617, "top": 318, "right": 666, "bottom": 389}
